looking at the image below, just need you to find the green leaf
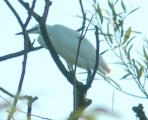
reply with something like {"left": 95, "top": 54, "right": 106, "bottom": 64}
{"left": 118, "top": 20, "right": 124, "bottom": 37}
{"left": 120, "top": 73, "right": 131, "bottom": 80}
{"left": 127, "top": 44, "right": 133, "bottom": 61}
{"left": 123, "top": 27, "right": 132, "bottom": 44}
{"left": 108, "top": 0, "right": 116, "bottom": 21}
{"left": 115, "top": 19, "right": 123, "bottom": 31}
{"left": 96, "top": 3, "right": 103, "bottom": 24}
{"left": 107, "top": 24, "right": 113, "bottom": 44}
{"left": 123, "top": 46, "right": 128, "bottom": 56}
{"left": 132, "top": 59, "right": 143, "bottom": 80}
{"left": 132, "top": 59, "right": 139, "bottom": 77}
{"left": 108, "top": 0, "right": 113, "bottom": 9}
{"left": 143, "top": 47, "right": 148, "bottom": 61}
{"left": 137, "top": 66, "right": 143, "bottom": 80}
{"left": 100, "top": 49, "right": 109, "bottom": 55}
{"left": 128, "top": 7, "right": 140, "bottom": 16}
{"left": 121, "top": 0, "right": 126, "bottom": 11}
{"left": 125, "top": 36, "right": 136, "bottom": 47}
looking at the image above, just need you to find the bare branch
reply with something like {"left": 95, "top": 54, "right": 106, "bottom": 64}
{"left": 24, "top": 0, "right": 36, "bottom": 27}
{"left": 0, "top": 46, "right": 42, "bottom": 62}
{"left": 3, "top": 1, "right": 34, "bottom": 119}
{"left": 85, "top": 26, "right": 100, "bottom": 90}
{"left": 132, "top": 104, "right": 148, "bottom": 120}
{"left": 4, "top": 0, "right": 23, "bottom": 27}
{"left": 42, "top": 0, "right": 52, "bottom": 22}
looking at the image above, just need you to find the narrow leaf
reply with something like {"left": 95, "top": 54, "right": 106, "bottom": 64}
{"left": 108, "top": 0, "right": 116, "bottom": 21}
{"left": 128, "top": 7, "right": 140, "bottom": 16}
{"left": 123, "top": 27, "right": 132, "bottom": 44}
{"left": 120, "top": 73, "right": 131, "bottom": 80}
{"left": 137, "top": 66, "right": 143, "bottom": 80}
{"left": 125, "top": 36, "right": 136, "bottom": 47}
{"left": 143, "top": 47, "right": 148, "bottom": 61}
{"left": 96, "top": 3, "right": 103, "bottom": 24}
{"left": 100, "top": 49, "right": 109, "bottom": 55}
{"left": 121, "top": 0, "right": 126, "bottom": 11}
{"left": 132, "top": 59, "right": 138, "bottom": 72}
{"left": 123, "top": 46, "right": 128, "bottom": 56}
{"left": 108, "top": 0, "right": 113, "bottom": 9}
{"left": 118, "top": 20, "right": 124, "bottom": 37}
{"left": 132, "top": 59, "right": 143, "bottom": 80}
{"left": 127, "top": 44, "right": 133, "bottom": 60}
{"left": 107, "top": 24, "right": 113, "bottom": 44}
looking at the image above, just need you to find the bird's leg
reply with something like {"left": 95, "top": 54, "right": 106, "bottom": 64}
{"left": 67, "top": 64, "right": 74, "bottom": 74}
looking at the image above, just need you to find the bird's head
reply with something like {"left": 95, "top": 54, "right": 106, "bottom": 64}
{"left": 16, "top": 24, "right": 40, "bottom": 35}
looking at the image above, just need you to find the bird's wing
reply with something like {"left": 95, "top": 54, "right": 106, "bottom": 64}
{"left": 38, "top": 24, "right": 110, "bottom": 74}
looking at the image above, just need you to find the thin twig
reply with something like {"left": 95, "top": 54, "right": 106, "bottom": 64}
{"left": 73, "top": 0, "right": 87, "bottom": 112}
{"left": 26, "top": 96, "right": 38, "bottom": 120}
{"left": 4, "top": 0, "right": 34, "bottom": 119}
{"left": 77, "top": 0, "right": 86, "bottom": 32}
{"left": 8, "top": 36, "right": 28, "bottom": 120}
{"left": 85, "top": 26, "right": 100, "bottom": 90}
{"left": 0, "top": 93, "right": 50, "bottom": 120}
{"left": 4, "top": 0, "right": 23, "bottom": 27}
{"left": 24, "top": 0, "right": 36, "bottom": 27}
{"left": 42, "top": 0, "right": 52, "bottom": 22}
{"left": 0, "top": 46, "right": 42, "bottom": 62}
{"left": 0, "top": 87, "right": 14, "bottom": 98}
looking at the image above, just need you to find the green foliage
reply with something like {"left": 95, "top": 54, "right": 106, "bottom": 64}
{"left": 143, "top": 46, "right": 148, "bottom": 62}
{"left": 127, "top": 7, "right": 140, "bottom": 16}
{"left": 123, "top": 27, "right": 132, "bottom": 45}
{"left": 121, "top": 0, "right": 126, "bottom": 12}
{"left": 93, "top": 3, "right": 103, "bottom": 24}
{"left": 93, "top": 0, "right": 148, "bottom": 98}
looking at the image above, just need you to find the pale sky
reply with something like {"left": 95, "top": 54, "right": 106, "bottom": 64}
{"left": 0, "top": 0, "right": 148, "bottom": 120}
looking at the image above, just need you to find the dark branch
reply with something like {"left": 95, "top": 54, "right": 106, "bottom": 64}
{"left": 24, "top": 0, "right": 36, "bottom": 27}
{"left": 85, "top": 26, "right": 100, "bottom": 90}
{"left": 4, "top": 0, "right": 23, "bottom": 27}
{"left": 73, "top": 0, "right": 87, "bottom": 112}
{"left": 132, "top": 104, "right": 148, "bottom": 120}
{"left": 0, "top": 46, "right": 42, "bottom": 62}
{"left": 4, "top": 1, "right": 35, "bottom": 119}
{"left": 77, "top": 0, "right": 86, "bottom": 32}
{"left": 26, "top": 96, "right": 38, "bottom": 120}
{"left": 42, "top": 0, "right": 52, "bottom": 22}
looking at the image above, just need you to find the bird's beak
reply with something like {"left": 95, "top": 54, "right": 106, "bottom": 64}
{"left": 15, "top": 27, "right": 38, "bottom": 35}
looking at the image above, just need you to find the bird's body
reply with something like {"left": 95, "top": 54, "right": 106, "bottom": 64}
{"left": 22, "top": 24, "right": 111, "bottom": 74}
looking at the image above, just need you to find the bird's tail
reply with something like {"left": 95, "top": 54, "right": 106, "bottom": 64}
{"left": 98, "top": 56, "right": 111, "bottom": 75}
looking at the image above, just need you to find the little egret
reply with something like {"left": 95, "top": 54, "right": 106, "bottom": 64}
{"left": 17, "top": 24, "right": 111, "bottom": 74}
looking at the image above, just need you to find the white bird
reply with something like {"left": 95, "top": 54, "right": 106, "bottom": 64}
{"left": 17, "top": 24, "right": 111, "bottom": 74}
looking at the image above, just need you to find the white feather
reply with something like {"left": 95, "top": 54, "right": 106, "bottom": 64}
{"left": 29, "top": 24, "right": 111, "bottom": 74}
